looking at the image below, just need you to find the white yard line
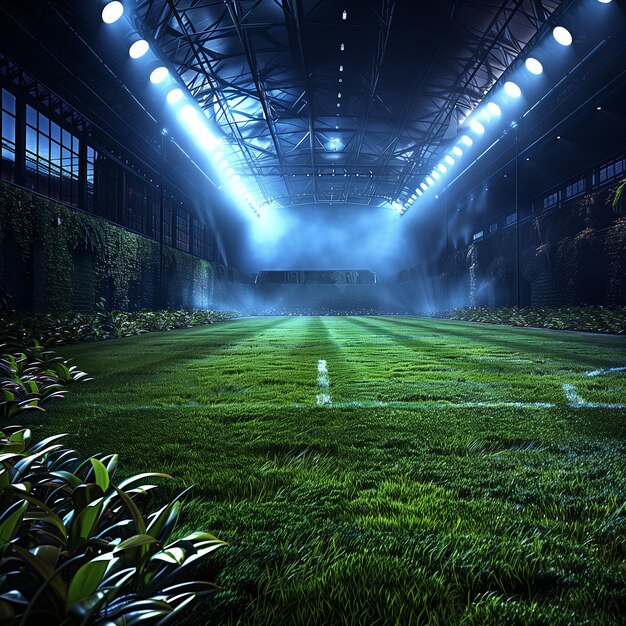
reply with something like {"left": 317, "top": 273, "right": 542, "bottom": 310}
{"left": 316, "top": 359, "right": 332, "bottom": 406}
{"left": 328, "top": 400, "right": 556, "bottom": 409}
{"left": 585, "top": 365, "right": 626, "bottom": 377}
{"left": 562, "top": 383, "right": 625, "bottom": 409}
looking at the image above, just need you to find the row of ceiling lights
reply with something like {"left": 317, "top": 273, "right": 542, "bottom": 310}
{"left": 396, "top": 0, "right": 613, "bottom": 216}
{"left": 100, "top": 0, "right": 262, "bottom": 216}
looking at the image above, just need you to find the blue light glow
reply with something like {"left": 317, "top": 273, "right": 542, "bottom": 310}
{"left": 469, "top": 119, "right": 485, "bottom": 135}
{"left": 129, "top": 39, "right": 149, "bottom": 59}
{"left": 486, "top": 102, "right": 501, "bottom": 117}
{"left": 504, "top": 81, "right": 522, "bottom": 98}
{"left": 102, "top": 1, "right": 124, "bottom": 23}
{"left": 553, "top": 26, "right": 573, "bottom": 46}
{"left": 166, "top": 88, "right": 184, "bottom": 104}
{"left": 525, "top": 57, "right": 543, "bottom": 75}
{"left": 149, "top": 66, "right": 169, "bottom": 84}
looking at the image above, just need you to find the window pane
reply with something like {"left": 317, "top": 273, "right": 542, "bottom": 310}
{"left": 50, "top": 140, "right": 61, "bottom": 168}
{"left": 26, "top": 126, "right": 37, "bottom": 153}
{"left": 38, "top": 112, "right": 50, "bottom": 136}
{"left": 62, "top": 128, "right": 71, "bottom": 148}
{"left": 1, "top": 112, "right": 15, "bottom": 144}
{"left": 26, "top": 105, "right": 37, "bottom": 127}
{"left": 50, "top": 121, "right": 60, "bottom": 142}
{"left": 38, "top": 134, "right": 50, "bottom": 160}
{"left": 2, "top": 89, "right": 16, "bottom": 115}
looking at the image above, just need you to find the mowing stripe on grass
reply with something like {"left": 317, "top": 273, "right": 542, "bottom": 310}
{"left": 316, "top": 359, "right": 332, "bottom": 406}
{"left": 562, "top": 383, "right": 625, "bottom": 409}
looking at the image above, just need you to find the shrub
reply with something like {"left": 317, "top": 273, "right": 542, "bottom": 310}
{"left": 429, "top": 306, "right": 626, "bottom": 334}
{"left": 0, "top": 426, "right": 226, "bottom": 624}
{"left": 0, "top": 303, "right": 238, "bottom": 347}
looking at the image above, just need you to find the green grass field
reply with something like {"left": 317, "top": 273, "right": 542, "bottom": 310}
{"left": 34, "top": 316, "right": 626, "bottom": 625}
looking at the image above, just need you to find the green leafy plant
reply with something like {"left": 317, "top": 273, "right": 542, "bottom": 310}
{"left": 0, "top": 336, "right": 90, "bottom": 419}
{"left": 611, "top": 178, "right": 625, "bottom": 216}
{"left": 0, "top": 307, "right": 237, "bottom": 348}
{"left": 0, "top": 426, "right": 226, "bottom": 624}
{"left": 429, "top": 305, "right": 626, "bottom": 334}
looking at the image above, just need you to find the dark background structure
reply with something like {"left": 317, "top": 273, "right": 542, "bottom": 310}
{"left": 0, "top": 0, "right": 624, "bottom": 313}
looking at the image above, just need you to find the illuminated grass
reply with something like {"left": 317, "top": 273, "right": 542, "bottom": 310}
{"left": 27, "top": 316, "right": 626, "bottom": 625}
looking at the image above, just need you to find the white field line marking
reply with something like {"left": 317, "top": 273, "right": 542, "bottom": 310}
{"left": 585, "top": 365, "right": 626, "bottom": 377}
{"left": 316, "top": 359, "right": 332, "bottom": 406}
{"left": 562, "top": 383, "right": 625, "bottom": 409}
{"left": 328, "top": 400, "right": 556, "bottom": 409}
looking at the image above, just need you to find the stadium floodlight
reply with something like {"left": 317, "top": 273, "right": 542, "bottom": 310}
{"left": 179, "top": 104, "right": 220, "bottom": 151}
{"left": 426, "top": 176, "right": 434, "bottom": 185}
{"left": 452, "top": 146, "right": 463, "bottom": 157}
{"left": 149, "top": 66, "right": 169, "bottom": 84}
{"left": 218, "top": 159, "right": 230, "bottom": 170}
{"left": 212, "top": 151, "right": 224, "bottom": 162}
{"left": 231, "top": 175, "right": 241, "bottom": 183}
{"left": 166, "top": 88, "right": 183, "bottom": 104}
{"left": 596, "top": 0, "right": 611, "bottom": 3}
{"left": 391, "top": 202, "right": 404, "bottom": 213}
{"left": 438, "top": 163, "right": 447, "bottom": 173}
{"left": 431, "top": 170, "right": 440, "bottom": 180}
{"left": 504, "top": 81, "right": 522, "bottom": 98}
{"left": 129, "top": 39, "right": 149, "bottom": 59}
{"left": 444, "top": 155, "right": 455, "bottom": 166}
{"left": 469, "top": 119, "right": 485, "bottom": 135}
{"left": 420, "top": 182, "right": 428, "bottom": 191}
{"left": 102, "top": 1, "right": 124, "bottom": 23}
{"left": 525, "top": 57, "right": 543, "bottom": 75}
{"left": 486, "top": 102, "right": 501, "bottom": 117}
{"left": 461, "top": 135, "right": 473, "bottom": 147}
{"left": 416, "top": 188, "right": 423, "bottom": 196}
{"left": 553, "top": 26, "right": 573, "bottom": 46}
{"left": 225, "top": 168, "right": 235, "bottom": 178}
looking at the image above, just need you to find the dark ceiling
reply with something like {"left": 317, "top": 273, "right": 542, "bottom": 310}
{"left": 129, "top": 0, "right": 562, "bottom": 209}
{"left": 5, "top": 0, "right": 623, "bottom": 219}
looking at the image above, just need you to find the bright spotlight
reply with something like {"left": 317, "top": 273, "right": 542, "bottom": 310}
{"left": 444, "top": 155, "right": 455, "bottom": 166}
{"left": 525, "top": 57, "right": 543, "bottom": 75}
{"left": 416, "top": 189, "right": 423, "bottom": 196}
{"left": 166, "top": 88, "right": 184, "bottom": 104}
{"left": 461, "top": 135, "right": 473, "bottom": 147}
{"left": 438, "top": 163, "right": 447, "bottom": 173}
{"left": 452, "top": 146, "right": 463, "bottom": 157}
{"left": 469, "top": 120, "right": 485, "bottom": 135}
{"left": 102, "top": 1, "right": 124, "bottom": 23}
{"left": 218, "top": 160, "right": 230, "bottom": 170}
{"left": 150, "top": 66, "right": 169, "bottom": 84}
{"left": 553, "top": 26, "right": 573, "bottom": 46}
{"left": 420, "top": 182, "right": 428, "bottom": 191}
{"left": 391, "top": 202, "right": 404, "bottom": 213}
{"left": 596, "top": 0, "right": 611, "bottom": 3}
{"left": 179, "top": 105, "right": 220, "bottom": 151}
{"left": 486, "top": 102, "right": 501, "bottom": 117}
{"left": 426, "top": 176, "right": 434, "bottom": 185}
{"left": 504, "top": 81, "right": 522, "bottom": 98}
{"left": 129, "top": 39, "right": 149, "bottom": 59}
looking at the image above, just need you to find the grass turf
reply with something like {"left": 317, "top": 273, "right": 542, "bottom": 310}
{"left": 24, "top": 316, "right": 626, "bottom": 624}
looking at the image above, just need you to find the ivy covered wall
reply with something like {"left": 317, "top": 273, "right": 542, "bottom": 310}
{"left": 399, "top": 181, "right": 626, "bottom": 311}
{"left": 0, "top": 181, "right": 252, "bottom": 313}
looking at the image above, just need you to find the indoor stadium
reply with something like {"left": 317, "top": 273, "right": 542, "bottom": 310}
{"left": 0, "top": 1, "right": 625, "bottom": 624}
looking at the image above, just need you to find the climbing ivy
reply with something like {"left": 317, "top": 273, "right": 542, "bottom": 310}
{"left": 0, "top": 181, "right": 244, "bottom": 312}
